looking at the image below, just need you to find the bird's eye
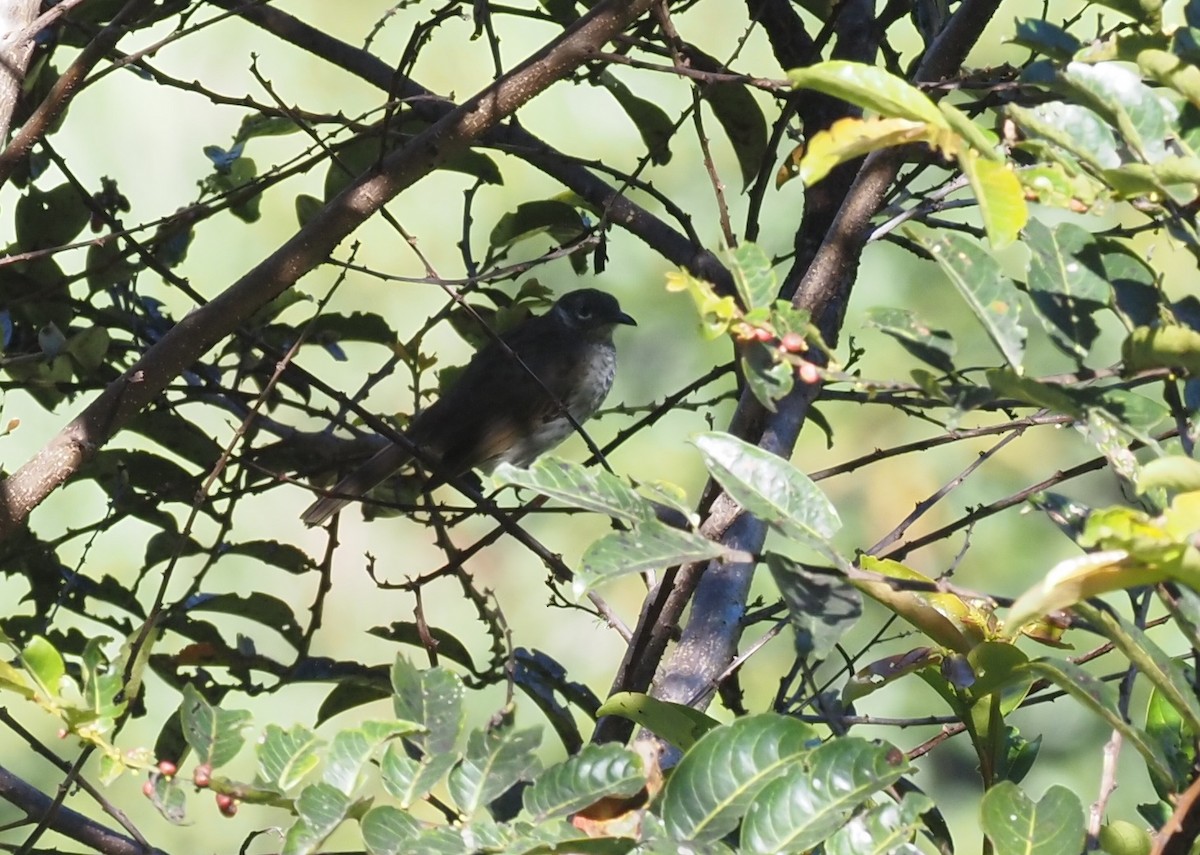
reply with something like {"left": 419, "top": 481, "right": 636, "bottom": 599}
{"left": 577, "top": 305, "right": 593, "bottom": 319}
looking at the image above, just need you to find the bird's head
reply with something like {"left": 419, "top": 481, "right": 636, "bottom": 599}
{"left": 551, "top": 289, "right": 637, "bottom": 333}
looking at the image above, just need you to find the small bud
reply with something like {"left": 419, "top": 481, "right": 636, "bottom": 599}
{"left": 193, "top": 763, "right": 212, "bottom": 788}
{"left": 798, "top": 361, "right": 821, "bottom": 385}
{"left": 780, "top": 332, "right": 806, "bottom": 353}
{"left": 215, "top": 792, "right": 238, "bottom": 817}
{"left": 142, "top": 780, "right": 155, "bottom": 798}
{"left": 157, "top": 760, "right": 177, "bottom": 778}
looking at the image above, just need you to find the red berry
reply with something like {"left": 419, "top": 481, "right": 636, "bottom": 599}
{"left": 780, "top": 332, "right": 806, "bottom": 353}
{"left": 753, "top": 328, "right": 773, "bottom": 342}
{"left": 215, "top": 793, "right": 238, "bottom": 817}
{"left": 142, "top": 780, "right": 155, "bottom": 798}
{"left": 157, "top": 760, "right": 177, "bottom": 777}
{"left": 798, "top": 361, "right": 820, "bottom": 385}
{"left": 193, "top": 763, "right": 212, "bottom": 788}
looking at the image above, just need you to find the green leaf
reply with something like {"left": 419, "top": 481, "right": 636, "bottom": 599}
{"left": 910, "top": 230, "right": 1026, "bottom": 371}
{"left": 324, "top": 721, "right": 421, "bottom": 796}
{"left": 447, "top": 725, "right": 542, "bottom": 814}
{"left": 1061, "top": 61, "right": 1170, "bottom": 162}
{"left": 1139, "top": 456, "right": 1200, "bottom": 494}
{"left": 224, "top": 540, "right": 317, "bottom": 575}
{"left": 826, "top": 791, "right": 932, "bottom": 855}
{"left": 390, "top": 658, "right": 464, "bottom": 755}
{"left": 701, "top": 76, "right": 768, "bottom": 190}
{"left": 1023, "top": 220, "right": 1110, "bottom": 359}
{"left": 787, "top": 61, "right": 947, "bottom": 126}
{"left": 660, "top": 713, "right": 818, "bottom": 842}
{"left": 596, "top": 71, "right": 673, "bottom": 165}
{"left": 794, "top": 116, "right": 933, "bottom": 187}
{"left": 380, "top": 742, "right": 459, "bottom": 808}
{"left": 578, "top": 519, "right": 729, "bottom": 593}
{"left": 864, "top": 306, "right": 956, "bottom": 373}
{"left": 361, "top": 805, "right": 423, "bottom": 855}
{"left": 1020, "top": 659, "right": 1174, "bottom": 785}
{"left": 284, "top": 781, "right": 352, "bottom": 855}
{"left": 295, "top": 193, "right": 322, "bottom": 227}
{"left": 1011, "top": 18, "right": 1082, "bottom": 61}
{"left": 596, "top": 692, "right": 721, "bottom": 751}
{"left": 1087, "top": 0, "right": 1162, "bottom": 27}
{"left": 740, "top": 738, "right": 912, "bottom": 853}
{"left": 766, "top": 555, "right": 862, "bottom": 657}
{"left": 180, "top": 683, "right": 251, "bottom": 768}
{"left": 980, "top": 782, "right": 1085, "bottom": 855}
{"left": 188, "top": 592, "right": 305, "bottom": 650}
{"left": 729, "top": 243, "right": 778, "bottom": 312}
{"left": 1007, "top": 102, "right": 1121, "bottom": 171}
{"left": 1123, "top": 325, "right": 1200, "bottom": 375}
{"left": 489, "top": 199, "right": 586, "bottom": 249}
{"left": 21, "top": 636, "right": 66, "bottom": 700}
{"left": 234, "top": 112, "right": 300, "bottom": 143}
{"left": 523, "top": 743, "right": 645, "bottom": 822}
{"left": 958, "top": 149, "right": 1027, "bottom": 249}
{"left": 740, "top": 341, "right": 794, "bottom": 411}
{"left": 492, "top": 458, "right": 654, "bottom": 523}
{"left": 15, "top": 184, "right": 91, "bottom": 249}
{"left": 692, "top": 431, "right": 841, "bottom": 555}
{"left": 256, "top": 723, "right": 324, "bottom": 793}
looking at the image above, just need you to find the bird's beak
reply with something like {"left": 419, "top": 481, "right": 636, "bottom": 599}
{"left": 615, "top": 310, "right": 637, "bottom": 326}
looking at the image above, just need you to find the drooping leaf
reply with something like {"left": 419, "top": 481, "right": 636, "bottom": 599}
{"left": 910, "top": 230, "right": 1026, "bottom": 371}
{"left": 693, "top": 432, "right": 841, "bottom": 556}
{"left": 578, "top": 520, "right": 728, "bottom": 594}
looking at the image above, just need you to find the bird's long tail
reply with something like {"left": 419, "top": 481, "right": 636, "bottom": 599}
{"left": 301, "top": 443, "right": 414, "bottom": 526}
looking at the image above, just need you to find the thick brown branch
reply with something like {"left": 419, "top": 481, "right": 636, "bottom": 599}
{"left": 0, "top": 0, "right": 40, "bottom": 144}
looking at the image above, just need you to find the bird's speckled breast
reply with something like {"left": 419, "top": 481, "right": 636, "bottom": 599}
{"left": 499, "top": 338, "right": 617, "bottom": 468}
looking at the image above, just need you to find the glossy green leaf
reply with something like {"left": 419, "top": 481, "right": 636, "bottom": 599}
{"left": 447, "top": 725, "right": 542, "bottom": 814}
{"left": 1123, "top": 325, "right": 1200, "bottom": 375}
{"left": 1011, "top": 18, "right": 1082, "bottom": 60}
{"left": 523, "top": 743, "right": 645, "bottom": 821}
{"left": 980, "top": 782, "right": 1084, "bottom": 855}
{"left": 1061, "top": 61, "right": 1170, "bottom": 162}
{"left": 787, "top": 61, "right": 946, "bottom": 126}
{"left": 1007, "top": 101, "right": 1120, "bottom": 170}
{"left": 596, "top": 692, "right": 721, "bottom": 751}
{"left": 578, "top": 519, "right": 728, "bottom": 593}
{"left": 729, "top": 243, "right": 778, "bottom": 312}
{"left": 740, "top": 738, "right": 911, "bottom": 853}
{"left": 20, "top": 636, "right": 66, "bottom": 700}
{"left": 660, "top": 713, "right": 818, "bottom": 842}
{"left": 492, "top": 458, "right": 654, "bottom": 523}
{"left": 911, "top": 231, "right": 1026, "bottom": 371}
{"left": 693, "top": 431, "right": 841, "bottom": 554}
{"left": 825, "top": 791, "right": 931, "bottom": 855}
{"left": 740, "top": 340, "right": 794, "bottom": 411}
{"left": 360, "top": 804, "right": 422, "bottom": 855}
{"left": 489, "top": 199, "right": 586, "bottom": 249}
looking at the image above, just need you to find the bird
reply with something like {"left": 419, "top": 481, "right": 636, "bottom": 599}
{"left": 301, "top": 288, "right": 636, "bottom": 526}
